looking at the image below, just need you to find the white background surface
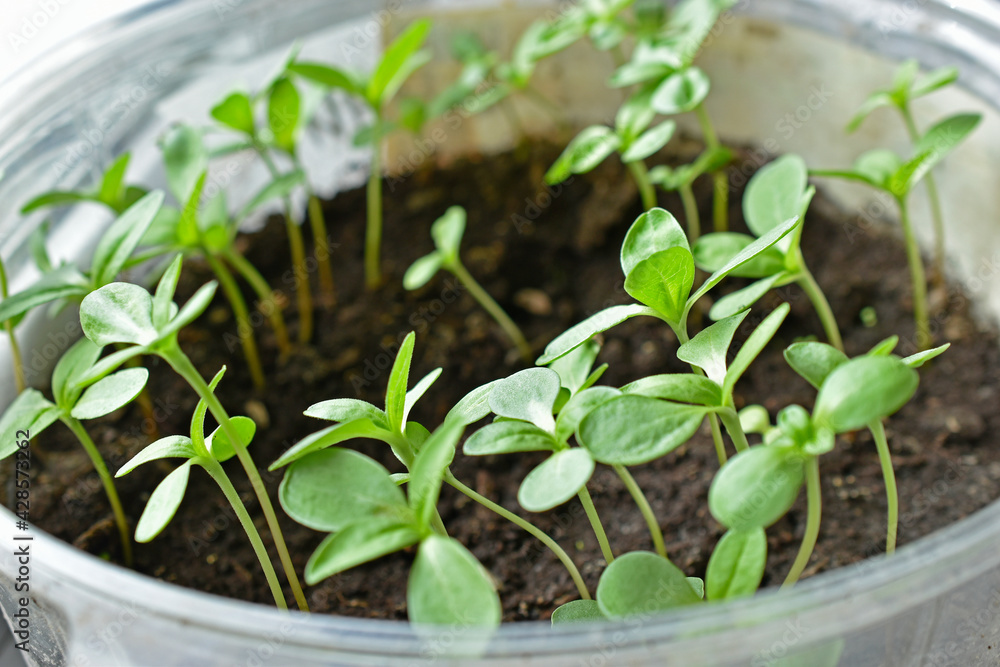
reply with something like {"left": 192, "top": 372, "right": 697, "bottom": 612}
{"left": 1, "top": 0, "right": 148, "bottom": 82}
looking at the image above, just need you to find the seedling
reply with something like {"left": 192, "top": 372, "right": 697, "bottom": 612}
{"left": 545, "top": 87, "right": 676, "bottom": 211}
{"left": 114, "top": 366, "right": 291, "bottom": 607}
{"left": 75, "top": 255, "right": 308, "bottom": 611}
{"left": 21, "top": 153, "right": 147, "bottom": 215}
{"left": 404, "top": 206, "right": 532, "bottom": 362}
{"left": 847, "top": 58, "right": 969, "bottom": 281}
{"left": 0, "top": 337, "right": 149, "bottom": 564}
{"left": 287, "top": 20, "right": 434, "bottom": 289}
{"left": 811, "top": 113, "right": 981, "bottom": 349}
{"left": 693, "top": 154, "right": 844, "bottom": 350}
{"left": 648, "top": 145, "right": 732, "bottom": 241}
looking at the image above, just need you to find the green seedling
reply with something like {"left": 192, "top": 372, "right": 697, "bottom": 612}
{"left": 709, "top": 350, "right": 923, "bottom": 588}
{"left": 272, "top": 332, "right": 591, "bottom": 601}
{"left": 278, "top": 421, "right": 503, "bottom": 627}
{"left": 609, "top": 0, "right": 736, "bottom": 231}
{"left": 21, "top": 153, "right": 147, "bottom": 216}
{"left": 404, "top": 206, "right": 532, "bottom": 362}
{"left": 545, "top": 87, "right": 676, "bottom": 210}
{"left": 693, "top": 154, "right": 844, "bottom": 350}
{"left": 287, "top": 20, "right": 434, "bottom": 289}
{"left": 784, "top": 336, "right": 949, "bottom": 554}
{"left": 0, "top": 337, "right": 149, "bottom": 565}
{"left": 145, "top": 125, "right": 297, "bottom": 388}
{"left": 75, "top": 255, "right": 308, "bottom": 611}
{"left": 812, "top": 113, "right": 981, "bottom": 349}
{"left": 847, "top": 58, "right": 970, "bottom": 281}
{"left": 648, "top": 145, "right": 732, "bottom": 242}
{"left": 114, "top": 367, "right": 290, "bottom": 608}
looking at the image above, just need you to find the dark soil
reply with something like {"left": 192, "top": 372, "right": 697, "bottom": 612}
{"left": 5, "top": 140, "right": 1000, "bottom": 622}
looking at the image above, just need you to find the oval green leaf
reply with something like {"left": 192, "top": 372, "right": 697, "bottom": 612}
{"left": 517, "top": 449, "right": 595, "bottom": 512}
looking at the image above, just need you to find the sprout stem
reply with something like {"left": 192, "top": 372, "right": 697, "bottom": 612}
{"left": 782, "top": 456, "right": 821, "bottom": 588}
{"left": 627, "top": 160, "right": 657, "bottom": 211}
{"left": 717, "top": 408, "right": 749, "bottom": 453}
{"left": 201, "top": 458, "right": 288, "bottom": 610}
{"left": 307, "top": 193, "right": 337, "bottom": 303}
{"left": 901, "top": 107, "right": 946, "bottom": 284}
{"left": 612, "top": 464, "right": 666, "bottom": 558}
{"left": 448, "top": 260, "right": 532, "bottom": 363}
{"left": 366, "top": 120, "right": 384, "bottom": 290}
{"left": 869, "top": 419, "right": 898, "bottom": 554}
{"left": 795, "top": 266, "right": 844, "bottom": 352}
{"left": 679, "top": 183, "right": 701, "bottom": 243}
{"left": 222, "top": 247, "right": 291, "bottom": 357}
{"left": 577, "top": 486, "right": 614, "bottom": 564}
{"left": 694, "top": 103, "right": 729, "bottom": 232}
{"left": 897, "top": 199, "right": 932, "bottom": 350}
{"left": 445, "top": 471, "right": 591, "bottom": 600}
{"left": 0, "top": 259, "right": 25, "bottom": 392}
{"left": 161, "top": 344, "right": 310, "bottom": 611}
{"left": 205, "top": 255, "right": 266, "bottom": 390}
{"left": 708, "top": 414, "right": 727, "bottom": 466}
{"left": 63, "top": 417, "right": 132, "bottom": 566}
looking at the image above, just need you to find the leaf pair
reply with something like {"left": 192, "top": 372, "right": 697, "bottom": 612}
{"left": 403, "top": 206, "right": 466, "bottom": 289}
{"left": 271, "top": 331, "right": 442, "bottom": 470}
{"left": 537, "top": 207, "right": 800, "bottom": 365}
{"left": 544, "top": 88, "right": 676, "bottom": 185}
{"left": 847, "top": 58, "right": 960, "bottom": 133}
{"left": 116, "top": 367, "right": 255, "bottom": 542}
{"left": 692, "top": 155, "right": 814, "bottom": 319}
{"left": 0, "top": 191, "right": 165, "bottom": 327}
{"left": 280, "top": 423, "right": 501, "bottom": 627}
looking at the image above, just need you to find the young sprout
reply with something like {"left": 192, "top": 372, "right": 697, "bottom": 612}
{"left": 0, "top": 337, "right": 149, "bottom": 565}
{"left": 545, "top": 88, "right": 676, "bottom": 211}
{"left": 693, "top": 154, "right": 844, "bottom": 350}
{"left": 21, "top": 153, "right": 147, "bottom": 216}
{"left": 609, "top": 0, "right": 736, "bottom": 231}
{"left": 847, "top": 58, "right": 967, "bottom": 282}
{"left": 286, "top": 20, "right": 434, "bottom": 289}
{"left": 271, "top": 332, "right": 591, "bottom": 601}
{"left": 114, "top": 367, "right": 290, "bottom": 608}
{"left": 811, "top": 113, "right": 981, "bottom": 349}
{"left": 648, "top": 145, "right": 732, "bottom": 241}
{"left": 75, "top": 255, "right": 308, "bottom": 611}
{"left": 278, "top": 421, "right": 504, "bottom": 627}
{"left": 784, "top": 336, "right": 949, "bottom": 554}
{"left": 403, "top": 206, "right": 532, "bottom": 363}
{"left": 709, "top": 349, "right": 923, "bottom": 588}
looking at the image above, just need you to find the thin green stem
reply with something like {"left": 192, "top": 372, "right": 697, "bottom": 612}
{"left": 258, "top": 149, "right": 313, "bottom": 343}
{"left": 205, "top": 255, "right": 265, "bottom": 390}
{"left": 308, "top": 193, "right": 337, "bottom": 303}
{"left": 221, "top": 247, "right": 291, "bottom": 356}
{"left": 869, "top": 419, "right": 898, "bottom": 554}
{"left": 612, "top": 465, "right": 666, "bottom": 558}
{"left": 901, "top": 107, "right": 946, "bottom": 283}
{"left": 717, "top": 408, "right": 749, "bottom": 453}
{"left": 898, "top": 199, "right": 931, "bottom": 350}
{"left": 448, "top": 260, "right": 532, "bottom": 363}
{"left": 795, "top": 266, "right": 844, "bottom": 352}
{"left": 679, "top": 183, "right": 701, "bottom": 243}
{"left": 445, "top": 472, "right": 590, "bottom": 600}
{"left": 782, "top": 456, "right": 821, "bottom": 588}
{"left": 627, "top": 160, "right": 657, "bottom": 211}
{"left": 0, "top": 259, "right": 25, "bottom": 393}
{"left": 694, "top": 103, "right": 729, "bottom": 232}
{"left": 577, "top": 486, "right": 614, "bottom": 564}
{"left": 708, "top": 413, "right": 727, "bottom": 465}
{"left": 160, "top": 344, "right": 309, "bottom": 611}
{"left": 200, "top": 458, "right": 287, "bottom": 610}
{"left": 366, "top": 121, "right": 384, "bottom": 290}
{"left": 63, "top": 417, "right": 132, "bottom": 566}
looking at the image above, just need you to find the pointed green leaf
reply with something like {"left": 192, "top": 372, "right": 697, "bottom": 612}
{"left": 21, "top": 191, "right": 91, "bottom": 214}
{"left": 157, "top": 281, "right": 217, "bottom": 342}
{"left": 464, "top": 420, "right": 556, "bottom": 456}
{"left": 722, "top": 303, "right": 790, "bottom": 398}
{"left": 813, "top": 357, "right": 918, "bottom": 432}
{"left": 551, "top": 599, "right": 605, "bottom": 625}
{"left": 545, "top": 126, "right": 621, "bottom": 184}
{"left": 620, "top": 374, "right": 723, "bottom": 406}
{"left": 709, "top": 274, "right": 786, "bottom": 321}
{"left": 430, "top": 206, "right": 466, "bottom": 261}
{"left": 409, "top": 421, "right": 464, "bottom": 530}
{"left": 369, "top": 19, "right": 433, "bottom": 104}
{"left": 867, "top": 335, "right": 899, "bottom": 357}
{"left": 152, "top": 254, "right": 185, "bottom": 330}
{"left": 279, "top": 448, "right": 407, "bottom": 532}
{"left": 408, "top": 535, "right": 501, "bottom": 627}
{"left": 0, "top": 390, "right": 59, "bottom": 459}
{"left": 489, "top": 368, "right": 561, "bottom": 432}
{"left": 80, "top": 283, "right": 158, "bottom": 347}
{"left": 70, "top": 367, "right": 149, "bottom": 420}
{"left": 135, "top": 461, "right": 192, "bottom": 542}
{"left": 305, "top": 398, "right": 388, "bottom": 428}
{"left": 206, "top": 415, "right": 256, "bottom": 463}
{"left": 0, "top": 265, "right": 89, "bottom": 325}
{"left": 891, "top": 113, "right": 982, "bottom": 195}
{"left": 211, "top": 92, "right": 256, "bottom": 136}
{"left": 518, "top": 448, "right": 595, "bottom": 512}
{"left": 117, "top": 435, "right": 196, "bottom": 477}
{"left": 386, "top": 332, "right": 416, "bottom": 431}
{"left": 846, "top": 91, "right": 895, "bottom": 133}
{"left": 709, "top": 445, "right": 805, "bottom": 530}
{"left": 403, "top": 252, "right": 444, "bottom": 290}
{"left": 650, "top": 67, "right": 710, "bottom": 115}
{"left": 404, "top": 368, "right": 442, "bottom": 425}
{"left": 161, "top": 124, "right": 209, "bottom": 203}
{"left": 537, "top": 304, "right": 659, "bottom": 365}
{"left": 305, "top": 518, "right": 421, "bottom": 585}
{"left": 911, "top": 66, "right": 959, "bottom": 99}
{"left": 597, "top": 551, "right": 701, "bottom": 618}
{"left": 269, "top": 419, "right": 389, "bottom": 470}
{"left": 621, "top": 120, "right": 676, "bottom": 163}
{"left": 579, "top": 395, "right": 707, "bottom": 465}
{"left": 287, "top": 62, "right": 363, "bottom": 96}
{"left": 446, "top": 380, "right": 500, "bottom": 426}
{"left": 548, "top": 338, "right": 601, "bottom": 396}
{"left": 783, "top": 342, "right": 848, "bottom": 390}
{"left": 90, "top": 190, "right": 165, "bottom": 286}
{"left": 706, "top": 528, "right": 767, "bottom": 600}
{"left": 621, "top": 207, "right": 690, "bottom": 277}
{"left": 624, "top": 247, "right": 695, "bottom": 323}
{"left": 902, "top": 343, "right": 949, "bottom": 368}
{"left": 98, "top": 153, "right": 131, "bottom": 208}
{"left": 678, "top": 310, "right": 749, "bottom": 386}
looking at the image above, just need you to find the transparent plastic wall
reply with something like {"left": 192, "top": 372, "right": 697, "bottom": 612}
{"left": 1, "top": 1, "right": 1000, "bottom": 665}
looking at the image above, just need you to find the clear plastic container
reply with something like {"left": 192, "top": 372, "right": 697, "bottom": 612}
{"left": 2, "top": 0, "right": 1000, "bottom": 664}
